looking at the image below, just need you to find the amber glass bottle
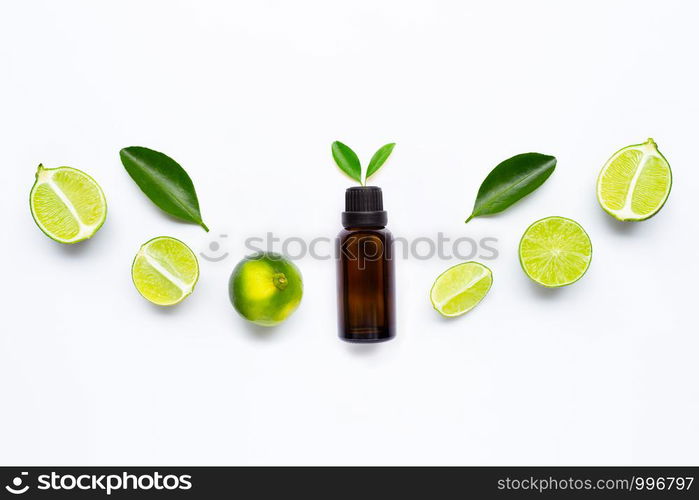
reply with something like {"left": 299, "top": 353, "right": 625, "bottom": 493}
{"left": 337, "top": 186, "right": 396, "bottom": 342}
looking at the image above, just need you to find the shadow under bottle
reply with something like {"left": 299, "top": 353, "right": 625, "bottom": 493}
{"left": 337, "top": 186, "right": 396, "bottom": 343}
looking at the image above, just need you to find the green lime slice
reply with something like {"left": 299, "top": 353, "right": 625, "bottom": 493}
{"left": 229, "top": 252, "right": 303, "bottom": 326}
{"left": 596, "top": 138, "right": 672, "bottom": 221}
{"left": 132, "top": 236, "right": 199, "bottom": 306}
{"left": 519, "top": 216, "right": 592, "bottom": 287}
{"left": 430, "top": 261, "right": 492, "bottom": 317}
{"left": 29, "top": 165, "right": 107, "bottom": 243}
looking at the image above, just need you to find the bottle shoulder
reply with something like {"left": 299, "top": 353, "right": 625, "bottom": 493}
{"left": 338, "top": 227, "right": 392, "bottom": 239}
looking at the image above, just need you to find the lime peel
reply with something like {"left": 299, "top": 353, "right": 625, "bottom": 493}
{"left": 229, "top": 252, "right": 303, "bottom": 326}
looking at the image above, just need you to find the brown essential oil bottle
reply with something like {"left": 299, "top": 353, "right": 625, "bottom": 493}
{"left": 337, "top": 186, "right": 396, "bottom": 342}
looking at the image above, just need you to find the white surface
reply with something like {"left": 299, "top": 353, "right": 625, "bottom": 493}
{"left": 1, "top": 0, "right": 697, "bottom": 466}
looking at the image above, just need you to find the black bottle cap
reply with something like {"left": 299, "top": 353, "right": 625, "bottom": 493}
{"left": 342, "top": 186, "right": 388, "bottom": 228}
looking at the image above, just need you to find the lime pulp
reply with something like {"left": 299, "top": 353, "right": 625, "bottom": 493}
{"left": 519, "top": 216, "right": 592, "bottom": 287}
{"left": 29, "top": 165, "right": 107, "bottom": 243}
{"left": 132, "top": 236, "right": 199, "bottom": 306}
{"left": 430, "top": 261, "right": 493, "bottom": 317}
{"left": 596, "top": 138, "right": 672, "bottom": 221}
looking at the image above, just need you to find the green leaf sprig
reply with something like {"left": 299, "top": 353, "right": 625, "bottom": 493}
{"left": 119, "top": 146, "right": 209, "bottom": 231}
{"left": 466, "top": 152, "right": 556, "bottom": 223}
{"left": 331, "top": 141, "right": 395, "bottom": 185}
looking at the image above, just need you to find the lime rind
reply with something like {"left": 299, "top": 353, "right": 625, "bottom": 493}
{"left": 131, "top": 236, "right": 199, "bottom": 306}
{"left": 518, "top": 216, "right": 592, "bottom": 288}
{"left": 430, "top": 261, "right": 493, "bottom": 317}
{"left": 29, "top": 165, "right": 107, "bottom": 244}
{"left": 596, "top": 138, "right": 672, "bottom": 221}
{"left": 229, "top": 253, "right": 304, "bottom": 326}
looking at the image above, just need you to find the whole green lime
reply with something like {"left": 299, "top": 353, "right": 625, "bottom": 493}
{"left": 229, "top": 252, "right": 303, "bottom": 326}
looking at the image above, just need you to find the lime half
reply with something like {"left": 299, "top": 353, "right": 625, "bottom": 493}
{"left": 132, "top": 236, "right": 199, "bottom": 306}
{"left": 596, "top": 138, "right": 672, "bottom": 221}
{"left": 519, "top": 216, "right": 592, "bottom": 287}
{"left": 430, "top": 261, "right": 492, "bottom": 317}
{"left": 29, "top": 165, "right": 107, "bottom": 243}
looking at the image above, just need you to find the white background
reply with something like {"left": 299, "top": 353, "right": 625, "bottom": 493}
{"left": 1, "top": 0, "right": 697, "bottom": 466}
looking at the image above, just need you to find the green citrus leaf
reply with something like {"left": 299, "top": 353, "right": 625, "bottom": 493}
{"left": 466, "top": 153, "right": 556, "bottom": 223}
{"left": 366, "top": 142, "right": 395, "bottom": 181}
{"left": 331, "top": 141, "right": 362, "bottom": 184}
{"left": 119, "top": 146, "right": 209, "bottom": 231}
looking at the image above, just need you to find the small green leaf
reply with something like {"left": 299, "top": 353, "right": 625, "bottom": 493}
{"left": 119, "top": 146, "right": 209, "bottom": 231}
{"left": 466, "top": 153, "right": 556, "bottom": 223}
{"left": 366, "top": 143, "right": 395, "bottom": 181}
{"left": 332, "top": 141, "right": 362, "bottom": 184}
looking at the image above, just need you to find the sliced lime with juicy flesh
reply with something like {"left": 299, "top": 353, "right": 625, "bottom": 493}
{"left": 132, "top": 237, "right": 199, "bottom": 306}
{"left": 30, "top": 165, "right": 107, "bottom": 243}
{"left": 519, "top": 216, "right": 592, "bottom": 287}
{"left": 597, "top": 138, "right": 672, "bottom": 221}
{"left": 430, "top": 262, "right": 492, "bottom": 317}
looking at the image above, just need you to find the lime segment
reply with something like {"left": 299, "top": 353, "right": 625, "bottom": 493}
{"left": 430, "top": 262, "right": 492, "bottom": 317}
{"left": 29, "top": 165, "right": 107, "bottom": 243}
{"left": 519, "top": 216, "right": 592, "bottom": 287}
{"left": 596, "top": 139, "right": 672, "bottom": 221}
{"left": 132, "top": 237, "right": 199, "bottom": 306}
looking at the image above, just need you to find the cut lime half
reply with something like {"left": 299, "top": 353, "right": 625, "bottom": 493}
{"left": 430, "top": 261, "right": 493, "bottom": 317}
{"left": 596, "top": 138, "right": 672, "bottom": 221}
{"left": 29, "top": 165, "right": 107, "bottom": 243}
{"left": 519, "top": 216, "right": 592, "bottom": 287}
{"left": 132, "top": 236, "right": 199, "bottom": 306}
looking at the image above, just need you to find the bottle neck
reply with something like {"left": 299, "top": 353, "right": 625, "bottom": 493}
{"left": 343, "top": 225, "right": 386, "bottom": 231}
